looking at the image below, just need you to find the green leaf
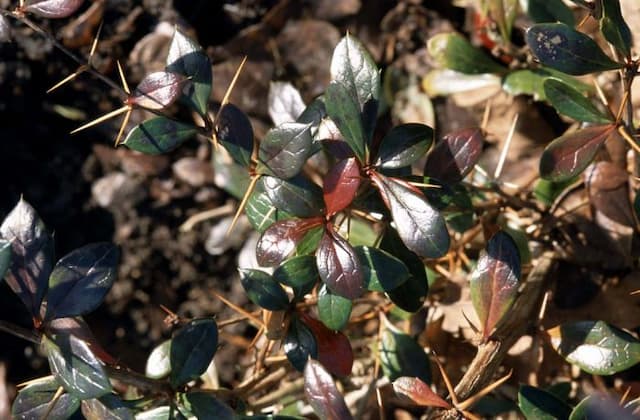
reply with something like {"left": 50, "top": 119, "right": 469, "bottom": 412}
{"left": 170, "top": 319, "right": 219, "bottom": 388}
{"left": 539, "top": 124, "right": 615, "bottom": 182}
{"left": 262, "top": 175, "right": 324, "bottom": 218}
{"left": 470, "top": 231, "right": 521, "bottom": 339}
{"left": 12, "top": 377, "right": 80, "bottom": 420}
{"left": 81, "top": 394, "right": 134, "bottom": 420}
{"left": 43, "top": 333, "right": 112, "bottom": 399}
{"left": 428, "top": 33, "right": 505, "bottom": 75}
{"left": 547, "top": 320, "right": 640, "bottom": 375}
{"left": 215, "top": 103, "right": 254, "bottom": 168}
{"left": 166, "top": 28, "right": 212, "bottom": 116}
{"left": 284, "top": 316, "right": 317, "bottom": 371}
{"left": 487, "top": 0, "right": 519, "bottom": 42}
{"left": 0, "top": 239, "right": 10, "bottom": 281}
{"left": 534, "top": 177, "right": 578, "bottom": 206}
{"left": 123, "top": 117, "right": 197, "bottom": 155}
{"left": 304, "top": 359, "right": 353, "bottom": 420}
{"left": 519, "top": 385, "right": 572, "bottom": 420}
{"left": 375, "top": 123, "right": 433, "bottom": 169}
{"left": 317, "top": 284, "right": 352, "bottom": 331}
{"left": 526, "top": 23, "right": 622, "bottom": 75}
{"left": 379, "top": 314, "right": 431, "bottom": 383}
{"left": 239, "top": 269, "right": 290, "bottom": 311}
{"left": 183, "top": 391, "right": 235, "bottom": 420}
{"left": 44, "top": 243, "right": 119, "bottom": 321}
{"left": 256, "top": 123, "right": 312, "bottom": 179}
{"left": 256, "top": 217, "right": 324, "bottom": 267}
{"left": 212, "top": 146, "right": 251, "bottom": 200}
{"left": 330, "top": 34, "right": 380, "bottom": 148}
{"left": 526, "top": 0, "right": 575, "bottom": 25}
{"left": 316, "top": 228, "right": 364, "bottom": 299}
{"left": 503, "top": 67, "right": 593, "bottom": 101}
{"left": 0, "top": 198, "right": 54, "bottom": 318}
{"left": 273, "top": 255, "right": 318, "bottom": 301}
{"left": 371, "top": 172, "right": 450, "bottom": 258}
{"left": 146, "top": 339, "right": 171, "bottom": 379}
{"left": 325, "top": 80, "right": 367, "bottom": 163}
{"left": 543, "top": 79, "right": 612, "bottom": 123}
{"left": 296, "top": 226, "right": 324, "bottom": 256}
{"left": 245, "top": 178, "right": 296, "bottom": 233}
{"left": 356, "top": 246, "right": 409, "bottom": 292}
{"left": 599, "top": 0, "right": 632, "bottom": 57}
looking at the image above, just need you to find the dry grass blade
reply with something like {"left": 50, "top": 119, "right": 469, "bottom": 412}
{"left": 456, "top": 370, "right": 512, "bottom": 411}
{"left": 212, "top": 289, "right": 264, "bottom": 328}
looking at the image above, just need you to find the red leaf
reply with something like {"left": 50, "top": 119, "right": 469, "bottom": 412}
{"left": 130, "top": 71, "right": 183, "bottom": 110}
{"left": 316, "top": 227, "right": 364, "bottom": 299}
{"left": 25, "top": 0, "right": 83, "bottom": 18}
{"left": 393, "top": 376, "right": 451, "bottom": 409}
{"left": 256, "top": 217, "right": 323, "bottom": 267}
{"left": 323, "top": 158, "right": 361, "bottom": 216}
{"left": 425, "top": 127, "right": 484, "bottom": 184}
{"left": 301, "top": 313, "right": 354, "bottom": 377}
{"left": 304, "top": 359, "right": 353, "bottom": 420}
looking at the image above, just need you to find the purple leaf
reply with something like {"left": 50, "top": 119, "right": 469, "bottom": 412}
{"left": 304, "top": 359, "right": 353, "bottom": 420}
{"left": 129, "top": 71, "right": 183, "bottom": 110}
{"left": 393, "top": 377, "right": 451, "bottom": 409}
{"left": 323, "top": 158, "right": 361, "bottom": 216}
{"left": 425, "top": 127, "right": 484, "bottom": 184}
{"left": 25, "top": 0, "right": 83, "bottom": 18}
{"left": 470, "top": 231, "right": 521, "bottom": 338}
{"left": 256, "top": 217, "right": 324, "bottom": 267}
{"left": 316, "top": 227, "right": 364, "bottom": 299}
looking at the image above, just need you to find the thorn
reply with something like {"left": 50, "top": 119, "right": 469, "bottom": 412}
{"left": 42, "top": 386, "right": 65, "bottom": 420}
{"left": 457, "top": 370, "right": 512, "bottom": 411}
{"left": 116, "top": 60, "right": 130, "bottom": 95}
{"left": 114, "top": 107, "right": 132, "bottom": 147}
{"left": 47, "top": 67, "right": 86, "bottom": 94}
{"left": 213, "top": 55, "right": 248, "bottom": 130}
{"left": 615, "top": 89, "right": 630, "bottom": 124}
{"left": 70, "top": 105, "right": 129, "bottom": 134}
{"left": 481, "top": 97, "right": 492, "bottom": 133}
{"left": 226, "top": 175, "right": 260, "bottom": 237}
{"left": 212, "top": 290, "right": 264, "bottom": 328}
{"left": 494, "top": 113, "right": 518, "bottom": 180}
{"left": 88, "top": 21, "right": 103, "bottom": 66}
{"left": 17, "top": 375, "right": 55, "bottom": 388}
{"left": 461, "top": 309, "right": 480, "bottom": 334}
{"left": 431, "top": 351, "right": 459, "bottom": 407}
{"left": 617, "top": 125, "right": 640, "bottom": 155}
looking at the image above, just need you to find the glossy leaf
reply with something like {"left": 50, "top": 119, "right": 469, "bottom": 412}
{"left": 25, "top": 0, "right": 83, "bottom": 18}
{"left": 123, "top": 116, "right": 197, "bottom": 155}
{"left": 216, "top": 103, "right": 254, "bottom": 168}
{"left": 269, "top": 81, "right": 306, "bottom": 126}
{"left": 325, "top": 80, "right": 367, "bottom": 163}
{"left": 48, "top": 317, "right": 116, "bottom": 365}
{"left": 81, "top": 394, "right": 134, "bottom": 420}
{"left": 166, "top": 28, "right": 212, "bottom": 116}
{"left": 296, "top": 225, "right": 324, "bottom": 256}
{"left": 317, "top": 284, "right": 352, "bottom": 331}
{"left": 212, "top": 148, "right": 251, "bottom": 200}
{"left": 130, "top": 72, "right": 183, "bottom": 110}
{"left": 323, "top": 157, "right": 361, "bottom": 216}
{"left": 526, "top": 0, "right": 575, "bottom": 25}
{"left": 12, "top": 377, "right": 80, "bottom": 420}
{"left": 304, "top": 359, "right": 353, "bottom": 420}
{"left": 239, "top": 268, "right": 290, "bottom": 311}
{"left": 330, "top": 34, "right": 380, "bottom": 147}
{"left": 371, "top": 172, "right": 449, "bottom": 258}
{"left": 146, "top": 339, "right": 171, "bottom": 379}
{"left": 526, "top": 23, "right": 622, "bottom": 75}
{"left": 470, "top": 231, "right": 521, "bottom": 338}
{"left": 256, "top": 123, "right": 312, "bottom": 179}
{"left": 518, "top": 385, "right": 572, "bottom": 420}
{"left": 547, "top": 320, "right": 640, "bottom": 375}
{"left": 570, "top": 394, "right": 636, "bottom": 420}
{"left": 392, "top": 376, "right": 450, "bottom": 409}
{"left": 256, "top": 217, "right": 324, "bottom": 266}
{"left": 0, "top": 198, "right": 54, "bottom": 319}
{"left": 273, "top": 255, "right": 318, "bottom": 301}
{"left": 0, "top": 14, "right": 11, "bottom": 42}
{"left": 380, "top": 229, "right": 429, "bottom": 312}
{"left": 428, "top": 33, "right": 505, "bottom": 75}
{"left": 245, "top": 177, "right": 295, "bottom": 233}
{"left": 379, "top": 314, "right": 431, "bottom": 383}
{"left": 503, "top": 67, "right": 592, "bottom": 101}
{"left": 600, "top": 0, "right": 632, "bottom": 57}
{"left": 356, "top": 246, "right": 409, "bottom": 292}
{"left": 316, "top": 227, "right": 364, "bottom": 299}
{"left": 43, "top": 333, "right": 112, "bottom": 399}
{"left": 135, "top": 406, "right": 172, "bottom": 420}
{"left": 424, "top": 127, "right": 484, "bottom": 184}
{"left": 0, "top": 239, "right": 10, "bottom": 281}
{"left": 375, "top": 123, "right": 433, "bottom": 169}
{"left": 262, "top": 175, "right": 324, "bottom": 218}
{"left": 170, "top": 319, "right": 219, "bottom": 388}
{"left": 284, "top": 316, "right": 317, "bottom": 372}
{"left": 302, "top": 313, "right": 354, "bottom": 376}
{"left": 44, "top": 243, "right": 119, "bottom": 321}
{"left": 539, "top": 124, "right": 615, "bottom": 182}
{"left": 543, "top": 79, "right": 612, "bottom": 123}
{"left": 534, "top": 177, "right": 578, "bottom": 206}
{"left": 184, "top": 391, "right": 235, "bottom": 420}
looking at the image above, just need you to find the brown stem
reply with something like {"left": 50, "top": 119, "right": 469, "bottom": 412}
{"left": 0, "top": 320, "right": 41, "bottom": 344}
